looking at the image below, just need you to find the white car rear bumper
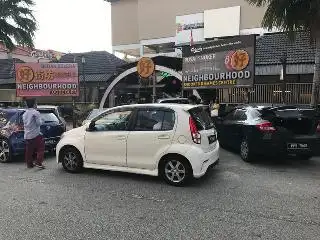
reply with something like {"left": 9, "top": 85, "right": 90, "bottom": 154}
{"left": 185, "top": 141, "right": 220, "bottom": 178}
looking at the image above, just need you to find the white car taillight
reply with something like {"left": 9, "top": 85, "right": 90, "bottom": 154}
{"left": 189, "top": 116, "right": 201, "bottom": 144}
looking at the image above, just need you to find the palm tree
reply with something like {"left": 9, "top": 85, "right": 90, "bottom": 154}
{"left": 0, "top": 0, "right": 37, "bottom": 51}
{"left": 246, "top": 0, "right": 320, "bottom": 107}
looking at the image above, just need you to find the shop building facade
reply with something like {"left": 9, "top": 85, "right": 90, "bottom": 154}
{"left": 102, "top": 0, "right": 317, "bottom": 106}
{"left": 108, "top": 0, "right": 269, "bottom": 58}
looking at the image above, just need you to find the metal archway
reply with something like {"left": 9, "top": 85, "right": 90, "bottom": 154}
{"left": 99, "top": 65, "right": 183, "bottom": 109}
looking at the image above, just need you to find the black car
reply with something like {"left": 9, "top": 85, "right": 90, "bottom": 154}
{"left": 215, "top": 105, "right": 320, "bottom": 162}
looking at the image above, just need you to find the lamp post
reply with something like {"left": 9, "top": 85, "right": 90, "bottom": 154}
{"left": 81, "top": 55, "right": 87, "bottom": 104}
{"left": 280, "top": 53, "right": 287, "bottom": 104}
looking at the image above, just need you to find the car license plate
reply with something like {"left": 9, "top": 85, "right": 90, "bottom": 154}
{"left": 287, "top": 143, "right": 309, "bottom": 150}
{"left": 208, "top": 135, "right": 217, "bottom": 144}
{"left": 45, "top": 139, "right": 56, "bottom": 145}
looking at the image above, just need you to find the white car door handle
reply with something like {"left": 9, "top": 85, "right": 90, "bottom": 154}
{"left": 116, "top": 136, "right": 126, "bottom": 140}
{"left": 158, "top": 135, "right": 170, "bottom": 140}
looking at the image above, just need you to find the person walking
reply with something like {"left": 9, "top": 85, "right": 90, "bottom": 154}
{"left": 23, "top": 98, "right": 45, "bottom": 169}
{"left": 210, "top": 98, "right": 220, "bottom": 119}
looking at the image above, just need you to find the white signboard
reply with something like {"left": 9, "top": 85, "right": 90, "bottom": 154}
{"left": 204, "top": 6, "right": 240, "bottom": 39}
{"left": 176, "top": 13, "right": 205, "bottom": 46}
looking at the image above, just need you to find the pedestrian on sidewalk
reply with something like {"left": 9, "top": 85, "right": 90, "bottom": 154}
{"left": 210, "top": 98, "right": 220, "bottom": 118}
{"left": 23, "top": 98, "right": 45, "bottom": 169}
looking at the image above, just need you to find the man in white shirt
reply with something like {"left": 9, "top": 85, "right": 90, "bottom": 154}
{"left": 23, "top": 98, "right": 45, "bottom": 169}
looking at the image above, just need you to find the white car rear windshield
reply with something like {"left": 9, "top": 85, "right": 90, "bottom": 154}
{"left": 189, "top": 107, "right": 215, "bottom": 130}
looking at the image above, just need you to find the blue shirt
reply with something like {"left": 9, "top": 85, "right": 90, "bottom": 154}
{"left": 22, "top": 109, "right": 42, "bottom": 140}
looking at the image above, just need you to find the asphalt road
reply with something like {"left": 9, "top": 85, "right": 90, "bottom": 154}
{"left": 0, "top": 149, "right": 319, "bottom": 240}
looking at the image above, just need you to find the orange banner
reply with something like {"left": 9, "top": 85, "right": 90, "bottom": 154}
{"left": 15, "top": 63, "right": 79, "bottom": 97}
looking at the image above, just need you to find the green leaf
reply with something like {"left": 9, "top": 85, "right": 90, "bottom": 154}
{"left": 0, "top": 0, "right": 36, "bottom": 51}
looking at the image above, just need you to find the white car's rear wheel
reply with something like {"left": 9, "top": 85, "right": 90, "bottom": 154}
{"left": 161, "top": 157, "right": 191, "bottom": 186}
{"left": 61, "top": 147, "right": 83, "bottom": 173}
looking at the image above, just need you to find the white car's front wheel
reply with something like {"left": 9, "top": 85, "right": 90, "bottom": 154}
{"left": 61, "top": 147, "right": 83, "bottom": 173}
{"left": 161, "top": 157, "right": 191, "bottom": 186}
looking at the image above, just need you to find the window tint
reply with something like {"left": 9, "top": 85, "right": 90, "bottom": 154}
{"left": 6, "top": 112, "right": 20, "bottom": 126}
{"left": 189, "top": 107, "right": 214, "bottom": 130}
{"left": 133, "top": 109, "right": 175, "bottom": 131}
{"left": 95, "top": 110, "right": 132, "bottom": 131}
{"left": 224, "top": 110, "right": 235, "bottom": 120}
{"left": 162, "top": 111, "right": 175, "bottom": 130}
{"left": 259, "top": 108, "right": 318, "bottom": 120}
{"left": 87, "top": 109, "right": 103, "bottom": 120}
{"left": 234, "top": 110, "right": 247, "bottom": 121}
{"left": 40, "top": 112, "right": 60, "bottom": 123}
{"left": 56, "top": 106, "right": 63, "bottom": 117}
{"left": 160, "top": 99, "right": 189, "bottom": 104}
{"left": 0, "top": 110, "right": 16, "bottom": 127}
{"left": 248, "top": 109, "right": 261, "bottom": 120}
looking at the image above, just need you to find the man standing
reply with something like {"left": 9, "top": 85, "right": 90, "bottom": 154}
{"left": 210, "top": 98, "right": 220, "bottom": 118}
{"left": 23, "top": 98, "right": 45, "bottom": 169}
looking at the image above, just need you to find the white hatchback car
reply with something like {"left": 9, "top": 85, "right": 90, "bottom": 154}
{"left": 56, "top": 104, "right": 219, "bottom": 186}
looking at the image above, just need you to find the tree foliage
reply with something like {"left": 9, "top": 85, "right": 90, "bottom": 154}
{"left": 246, "top": 0, "right": 320, "bottom": 37}
{"left": 0, "top": 0, "right": 37, "bottom": 51}
{"left": 246, "top": 0, "right": 320, "bottom": 106}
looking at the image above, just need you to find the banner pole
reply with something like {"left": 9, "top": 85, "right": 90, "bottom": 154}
{"left": 152, "top": 71, "right": 156, "bottom": 103}
{"left": 73, "top": 62, "right": 79, "bottom": 128}
{"left": 72, "top": 97, "right": 76, "bottom": 128}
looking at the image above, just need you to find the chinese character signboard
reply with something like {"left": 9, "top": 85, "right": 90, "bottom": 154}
{"left": 15, "top": 63, "right": 79, "bottom": 97}
{"left": 137, "top": 57, "right": 155, "bottom": 78}
{"left": 182, "top": 35, "right": 255, "bottom": 89}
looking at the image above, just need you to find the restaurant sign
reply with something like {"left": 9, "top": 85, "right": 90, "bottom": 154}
{"left": 182, "top": 35, "right": 255, "bottom": 89}
{"left": 15, "top": 63, "right": 79, "bottom": 97}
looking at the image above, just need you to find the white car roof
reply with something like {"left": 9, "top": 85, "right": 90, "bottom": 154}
{"left": 103, "top": 103, "right": 201, "bottom": 112}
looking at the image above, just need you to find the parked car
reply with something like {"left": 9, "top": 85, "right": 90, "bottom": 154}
{"left": 81, "top": 108, "right": 107, "bottom": 126}
{"left": 56, "top": 104, "right": 219, "bottom": 186}
{"left": 0, "top": 108, "right": 66, "bottom": 162}
{"left": 215, "top": 105, "right": 320, "bottom": 162}
{"left": 37, "top": 105, "right": 66, "bottom": 131}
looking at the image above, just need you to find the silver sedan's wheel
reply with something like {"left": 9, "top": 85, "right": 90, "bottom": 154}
{"left": 162, "top": 158, "right": 191, "bottom": 186}
{"left": 61, "top": 148, "right": 83, "bottom": 173}
{"left": 0, "top": 139, "right": 10, "bottom": 163}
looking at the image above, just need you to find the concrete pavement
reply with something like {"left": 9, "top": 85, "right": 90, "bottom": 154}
{"left": 0, "top": 150, "right": 319, "bottom": 240}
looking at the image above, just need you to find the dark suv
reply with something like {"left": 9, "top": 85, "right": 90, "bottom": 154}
{"left": 0, "top": 108, "right": 65, "bottom": 162}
